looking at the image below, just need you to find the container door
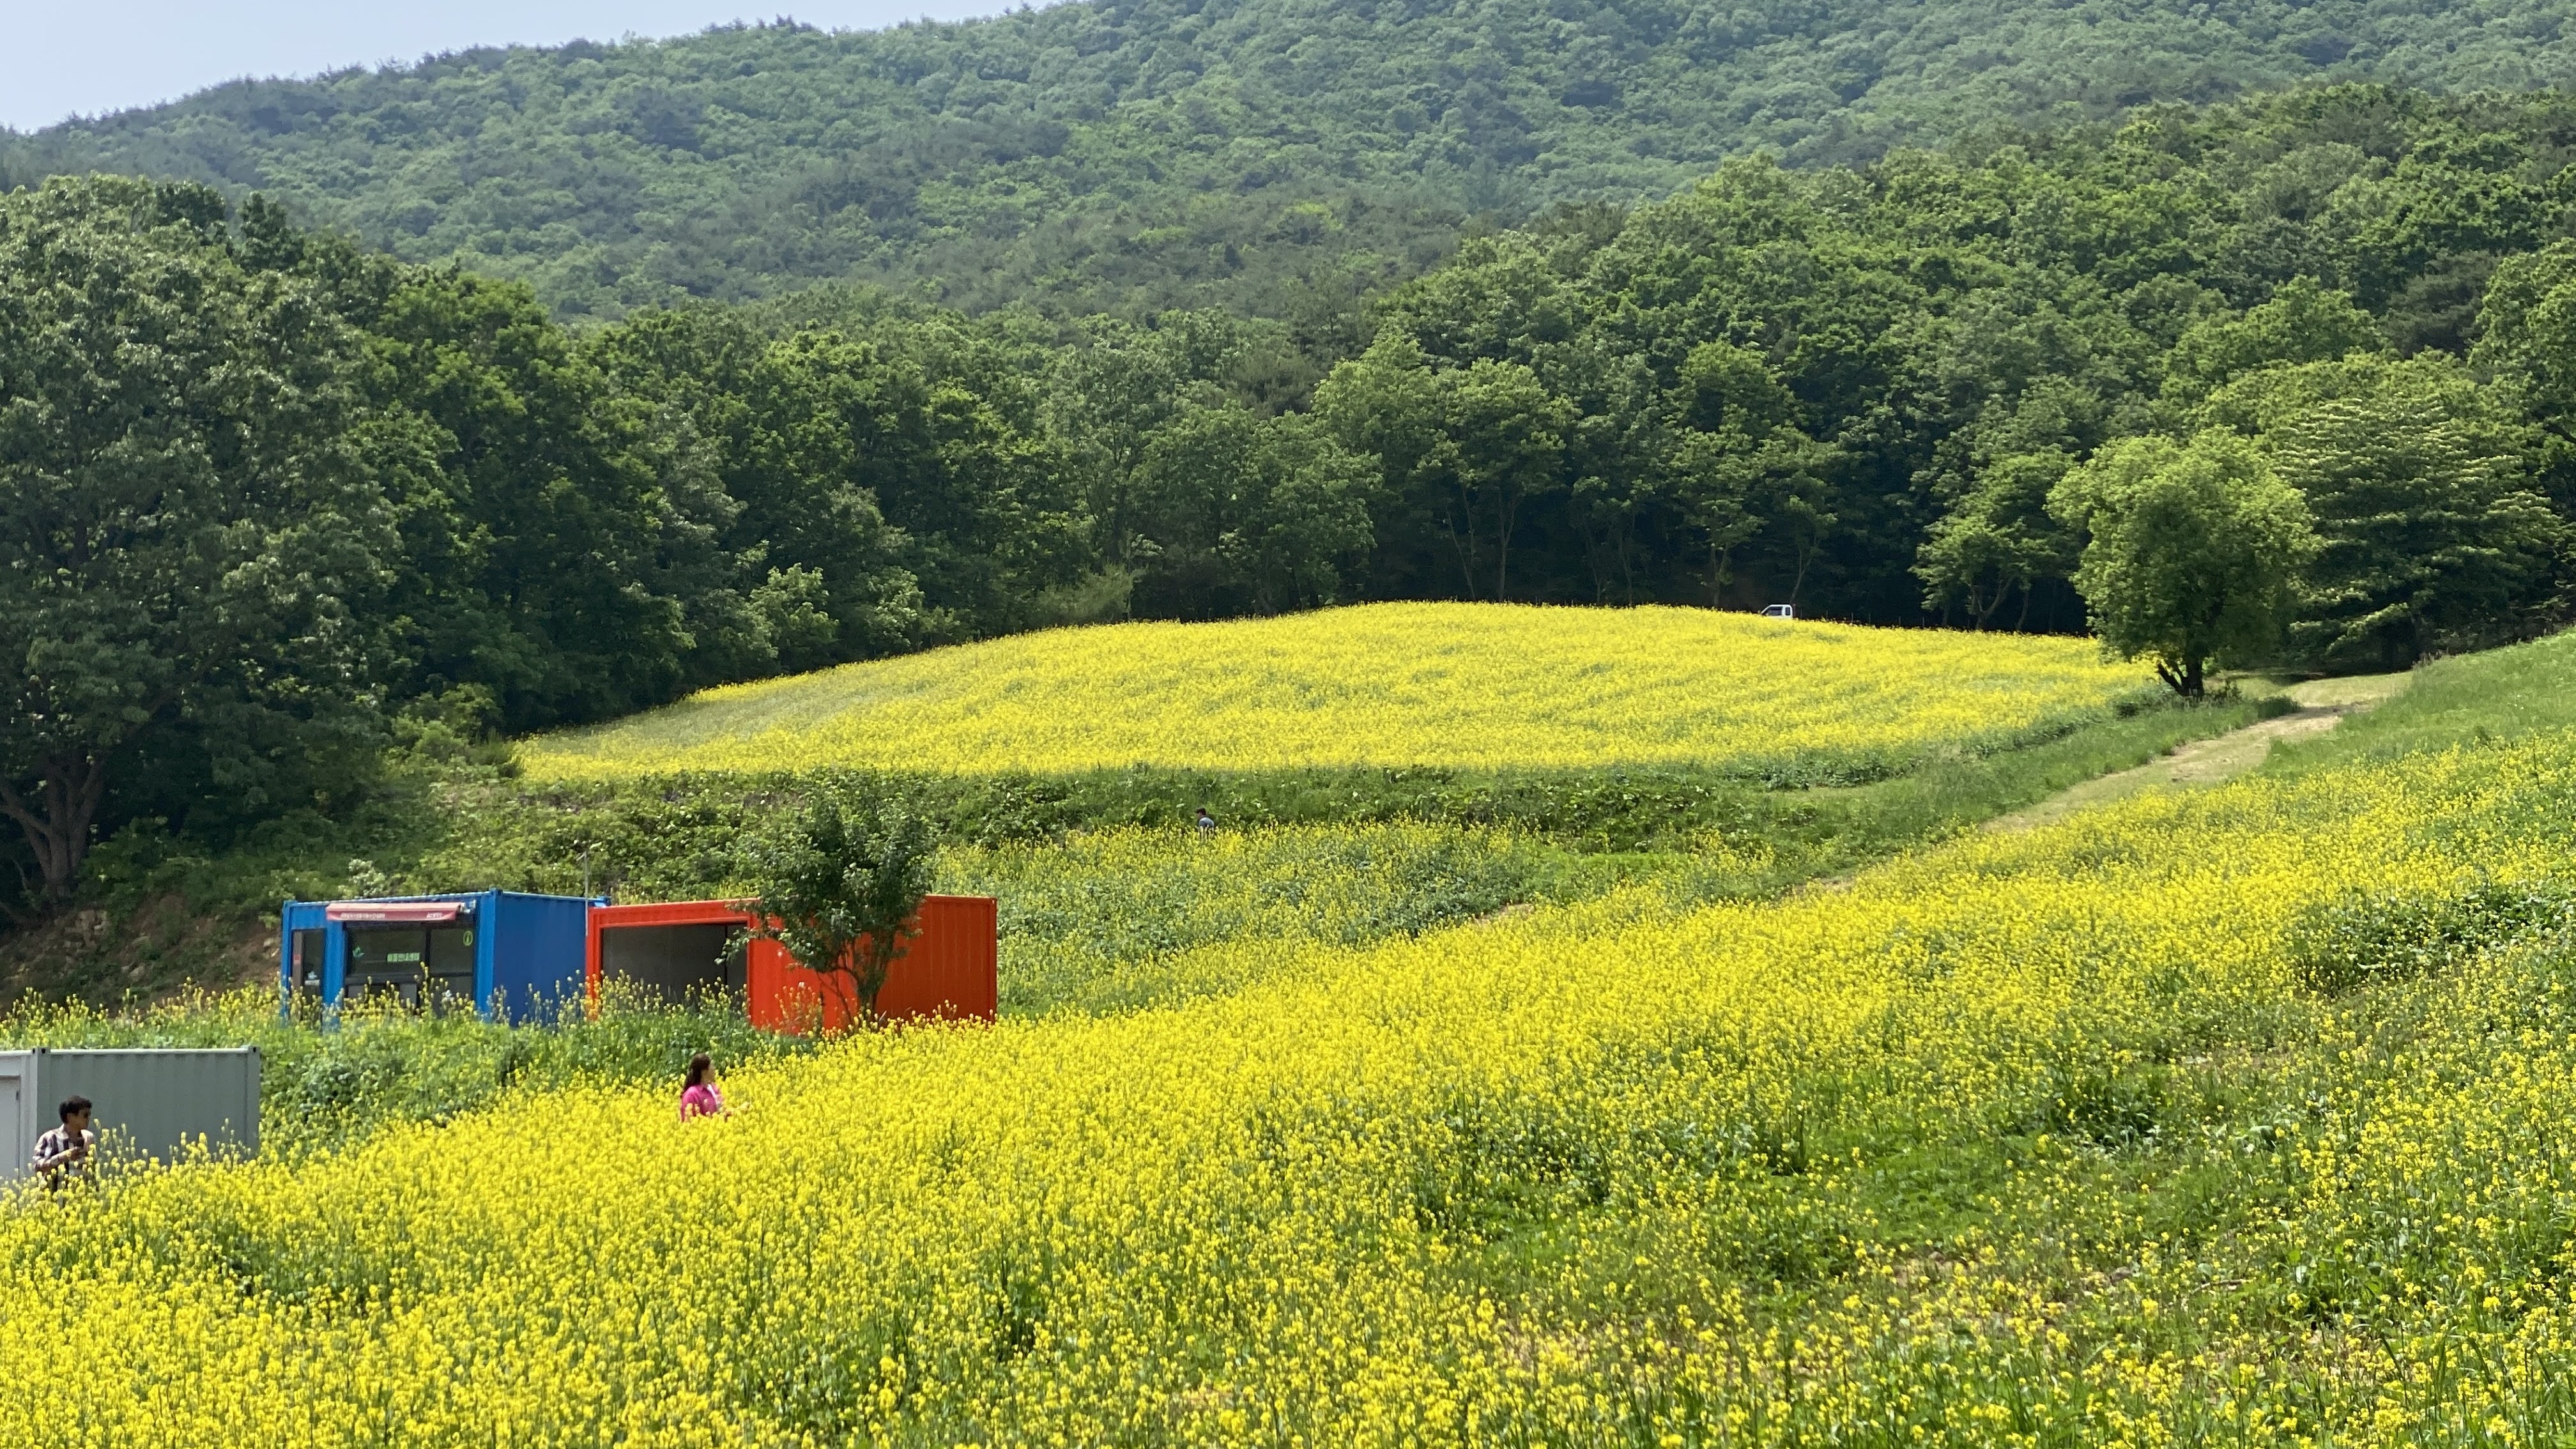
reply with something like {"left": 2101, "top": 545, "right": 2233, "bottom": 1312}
{"left": 289, "top": 929, "right": 326, "bottom": 1001}
{"left": 0, "top": 1060, "right": 22, "bottom": 1183}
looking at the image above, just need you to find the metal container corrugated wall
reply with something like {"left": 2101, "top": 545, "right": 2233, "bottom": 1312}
{"left": 744, "top": 894, "right": 999, "bottom": 1033}
{"left": 0, "top": 1052, "right": 35, "bottom": 1186}
{"left": 489, "top": 891, "right": 594, "bottom": 1023}
{"left": 876, "top": 895, "right": 1001, "bottom": 1023}
{"left": 0, "top": 1048, "right": 259, "bottom": 1183}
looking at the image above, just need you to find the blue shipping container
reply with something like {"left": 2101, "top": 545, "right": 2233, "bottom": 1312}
{"left": 279, "top": 891, "right": 594, "bottom": 1023}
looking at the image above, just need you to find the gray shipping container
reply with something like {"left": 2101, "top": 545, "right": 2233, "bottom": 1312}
{"left": 0, "top": 1048, "right": 261, "bottom": 1183}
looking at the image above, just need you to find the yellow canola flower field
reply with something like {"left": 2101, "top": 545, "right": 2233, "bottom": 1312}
{"left": 11, "top": 721, "right": 2576, "bottom": 1441}
{"left": 516, "top": 602, "right": 2150, "bottom": 779}
{"left": 951, "top": 821, "right": 1610, "bottom": 1015}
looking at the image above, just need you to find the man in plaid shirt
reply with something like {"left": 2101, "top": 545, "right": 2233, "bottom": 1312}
{"left": 29, "top": 1095, "right": 94, "bottom": 1190}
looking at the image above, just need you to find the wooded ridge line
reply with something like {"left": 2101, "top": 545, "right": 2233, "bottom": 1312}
{"left": 11, "top": 0, "right": 2576, "bottom": 320}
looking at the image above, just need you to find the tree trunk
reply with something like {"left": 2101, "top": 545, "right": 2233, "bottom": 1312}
{"left": 851, "top": 937, "right": 910, "bottom": 1030}
{"left": 2154, "top": 656, "right": 2207, "bottom": 697}
{"left": 856, "top": 949, "right": 891, "bottom": 1029}
{"left": 1445, "top": 484, "right": 1482, "bottom": 599}
{"left": 0, "top": 753, "right": 111, "bottom": 913}
{"left": 1972, "top": 579, "right": 2005, "bottom": 631}
{"left": 1573, "top": 510, "right": 1609, "bottom": 603}
{"left": 820, "top": 969, "right": 862, "bottom": 1036}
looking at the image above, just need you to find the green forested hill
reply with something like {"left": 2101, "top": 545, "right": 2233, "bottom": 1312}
{"left": 17, "top": 80, "right": 2576, "bottom": 917}
{"left": 11, "top": 0, "right": 2576, "bottom": 319}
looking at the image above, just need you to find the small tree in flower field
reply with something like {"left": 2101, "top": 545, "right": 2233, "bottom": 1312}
{"left": 742, "top": 786, "right": 936, "bottom": 1030}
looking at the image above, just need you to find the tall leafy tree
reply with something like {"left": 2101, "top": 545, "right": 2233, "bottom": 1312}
{"left": 1436, "top": 360, "right": 1574, "bottom": 602}
{"left": 578, "top": 306, "right": 836, "bottom": 686}
{"left": 1664, "top": 342, "right": 1836, "bottom": 607}
{"left": 1130, "top": 406, "right": 1376, "bottom": 617}
{"left": 740, "top": 787, "right": 937, "bottom": 1032}
{"left": 1916, "top": 452, "right": 2080, "bottom": 630}
{"left": 0, "top": 178, "right": 391, "bottom": 908}
{"left": 2473, "top": 238, "right": 2576, "bottom": 502}
{"left": 1314, "top": 332, "right": 1452, "bottom": 598}
{"left": 1317, "top": 342, "right": 1572, "bottom": 602}
{"left": 2162, "top": 278, "right": 2385, "bottom": 404}
{"left": 2050, "top": 432, "right": 2319, "bottom": 695}
{"left": 1046, "top": 312, "right": 1248, "bottom": 583}
{"left": 361, "top": 269, "right": 697, "bottom": 730}
{"left": 2202, "top": 355, "right": 2562, "bottom": 668}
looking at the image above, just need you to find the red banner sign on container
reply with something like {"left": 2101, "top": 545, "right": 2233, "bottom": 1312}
{"left": 324, "top": 901, "right": 468, "bottom": 923}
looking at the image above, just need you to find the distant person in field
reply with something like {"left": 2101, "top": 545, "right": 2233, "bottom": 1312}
{"left": 31, "top": 1096, "right": 95, "bottom": 1190}
{"left": 679, "top": 1054, "right": 726, "bottom": 1120}
{"left": 1196, "top": 806, "right": 1216, "bottom": 838}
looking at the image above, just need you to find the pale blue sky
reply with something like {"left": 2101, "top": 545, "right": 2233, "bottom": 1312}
{"left": 3, "top": 1, "right": 1015, "bottom": 132}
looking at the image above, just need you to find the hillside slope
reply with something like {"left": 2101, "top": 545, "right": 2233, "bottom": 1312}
{"left": 12, "top": 0, "right": 2576, "bottom": 318}
{"left": 17, "top": 629, "right": 2576, "bottom": 1439}
{"left": 516, "top": 602, "right": 2154, "bottom": 778}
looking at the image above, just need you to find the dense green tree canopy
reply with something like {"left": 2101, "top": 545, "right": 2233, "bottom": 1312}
{"left": 15, "top": 0, "right": 2576, "bottom": 320}
{"left": 2201, "top": 355, "right": 2563, "bottom": 667}
{"left": 1129, "top": 406, "right": 1376, "bottom": 617}
{"left": 0, "top": 179, "right": 390, "bottom": 904}
{"left": 1294, "top": 88, "right": 2576, "bottom": 639}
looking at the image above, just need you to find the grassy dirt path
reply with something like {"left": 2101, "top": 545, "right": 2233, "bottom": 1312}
{"left": 1988, "top": 672, "right": 2411, "bottom": 832}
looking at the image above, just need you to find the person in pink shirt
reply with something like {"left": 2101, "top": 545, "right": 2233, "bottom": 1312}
{"left": 679, "top": 1053, "right": 726, "bottom": 1120}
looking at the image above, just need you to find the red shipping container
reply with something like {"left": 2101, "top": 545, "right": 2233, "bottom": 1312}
{"left": 753, "top": 894, "right": 999, "bottom": 1033}
{"left": 586, "top": 896, "right": 997, "bottom": 1032}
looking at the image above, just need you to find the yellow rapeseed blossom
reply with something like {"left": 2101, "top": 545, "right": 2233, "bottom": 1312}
{"left": 13, "top": 710, "right": 2576, "bottom": 1441}
{"left": 515, "top": 602, "right": 2150, "bottom": 779}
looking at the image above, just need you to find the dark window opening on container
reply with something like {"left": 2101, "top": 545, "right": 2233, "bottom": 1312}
{"left": 599, "top": 923, "right": 746, "bottom": 1005}
{"left": 289, "top": 929, "right": 325, "bottom": 998}
{"left": 345, "top": 925, "right": 477, "bottom": 1009}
